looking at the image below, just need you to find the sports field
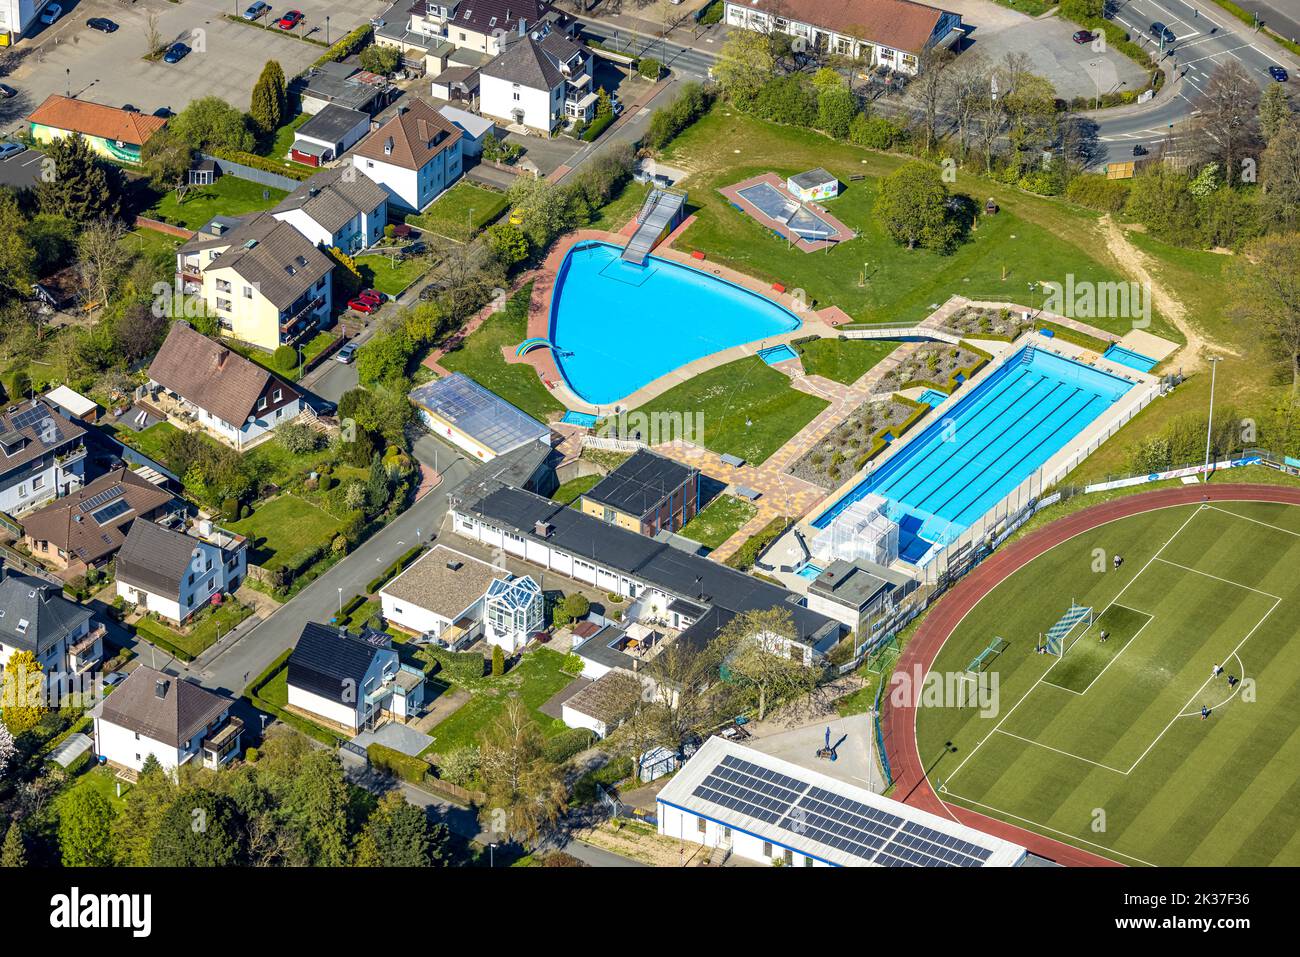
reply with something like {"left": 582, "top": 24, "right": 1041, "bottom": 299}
{"left": 914, "top": 500, "right": 1300, "bottom": 866}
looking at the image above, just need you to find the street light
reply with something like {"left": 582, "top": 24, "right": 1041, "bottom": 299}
{"left": 337, "top": 586, "right": 343, "bottom": 614}
{"left": 326, "top": 16, "right": 330, "bottom": 46}
{"left": 489, "top": 843, "right": 497, "bottom": 867}
{"left": 1203, "top": 356, "right": 1222, "bottom": 481}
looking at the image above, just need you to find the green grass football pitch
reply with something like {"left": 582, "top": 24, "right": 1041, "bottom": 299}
{"left": 915, "top": 501, "right": 1300, "bottom": 866}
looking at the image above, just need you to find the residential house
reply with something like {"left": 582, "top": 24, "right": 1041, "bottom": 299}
{"left": 289, "top": 104, "right": 374, "bottom": 167}
{"left": 174, "top": 212, "right": 334, "bottom": 352}
{"left": 430, "top": 65, "right": 481, "bottom": 105}
{"left": 374, "top": 0, "right": 568, "bottom": 67}
{"left": 0, "top": 398, "right": 87, "bottom": 515}
{"left": 93, "top": 666, "right": 244, "bottom": 774}
{"left": 21, "top": 467, "right": 175, "bottom": 572}
{"left": 299, "top": 61, "right": 394, "bottom": 116}
{"left": 271, "top": 166, "right": 390, "bottom": 254}
{"left": 560, "top": 670, "right": 640, "bottom": 739}
{"left": 27, "top": 94, "right": 167, "bottom": 163}
{"left": 115, "top": 518, "right": 247, "bottom": 624}
{"left": 379, "top": 544, "right": 500, "bottom": 645}
{"left": 286, "top": 622, "right": 427, "bottom": 733}
{"left": 580, "top": 448, "right": 700, "bottom": 537}
{"left": 0, "top": 570, "right": 103, "bottom": 675}
{"left": 0, "top": 1, "right": 41, "bottom": 47}
{"left": 479, "top": 28, "right": 595, "bottom": 133}
{"left": 722, "top": 0, "right": 963, "bottom": 75}
{"left": 351, "top": 99, "right": 464, "bottom": 211}
{"left": 145, "top": 321, "right": 305, "bottom": 450}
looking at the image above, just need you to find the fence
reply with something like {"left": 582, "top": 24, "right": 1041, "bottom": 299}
{"left": 200, "top": 153, "right": 304, "bottom": 193}
{"left": 582, "top": 434, "right": 646, "bottom": 453}
{"left": 134, "top": 216, "right": 196, "bottom": 239}
{"left": 873, "top": 679, "right": 892, "bottom": 788}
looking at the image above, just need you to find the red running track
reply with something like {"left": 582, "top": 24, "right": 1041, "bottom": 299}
{"left": 885, "top": 484, "right": 1300, "bottom": 867}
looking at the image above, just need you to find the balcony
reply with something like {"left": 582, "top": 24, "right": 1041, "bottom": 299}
{"left": 202, "top": 717, "right": 244, "bottom": 766}
{"left": 56, "top": 444, "right": 87, "bottom": 467}
{"left": 279, "top": 295, "right": 326, "bottom": 342}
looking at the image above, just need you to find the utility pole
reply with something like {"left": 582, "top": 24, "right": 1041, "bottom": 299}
{"left": 1203, "top": 356, "right": 1222, "bottom": 481}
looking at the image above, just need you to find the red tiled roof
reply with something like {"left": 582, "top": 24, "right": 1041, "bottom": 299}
{"left": 28, "top": 95, "right": 167, "bottom": 146}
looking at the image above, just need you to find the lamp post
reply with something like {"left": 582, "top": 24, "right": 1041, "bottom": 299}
{"left": 326, "top": 15, "right": 330, "bottom": 46}
{"left": 489, "top": 843, "right": 497, "bottom": 867}
{"left": 1203, "top": 356, "right": 1222, "bottom": 481}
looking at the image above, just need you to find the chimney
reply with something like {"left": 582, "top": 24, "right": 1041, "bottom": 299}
{"left": 445, "top": 559, "right": 463, "bottom": 571}
{"left": 154, "top": 678, "right": 169, "bottom": 699}
{"left": 534, "top": 520, "right": 553, "bottom": 538}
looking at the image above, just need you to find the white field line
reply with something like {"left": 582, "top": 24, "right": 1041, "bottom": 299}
{"left": 993, "top": 729, "right": 1131, "bottom": 774}
{"left": 1050, "top": 608, "right": 1156, "bottom": 698}
{"left": 1153, "top": 557, "right": 1282, "bottom": 599}
{"left": 1205, "top": 503, "right": 1300, "bottom": 539}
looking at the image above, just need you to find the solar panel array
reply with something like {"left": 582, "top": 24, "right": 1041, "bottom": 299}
{"left": 79, "top": 485, "right": 124, "bottom": 513}
{"left": 90, "top": 499, "right": 133, "bottom": 526}
{"left": 689, "top": 759, "right": 999, "bottom": 867}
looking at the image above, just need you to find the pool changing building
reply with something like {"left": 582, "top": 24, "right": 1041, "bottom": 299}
{"left": 658, "top": 736, "right": 1027, "bottom": 867}
{"left": 410, "top": 373, "right": 552, "bottom": 462}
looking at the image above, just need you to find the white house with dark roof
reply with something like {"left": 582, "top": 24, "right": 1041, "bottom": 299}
{"left": 115, "top": 519, "right": 247, "bottom": 624}
{"left": 723, "top": 0, "right": 963, "bottom": 75}
{"left": 289, "top": 104, "right": 374, "bottom": 167}
{"left": 351, "top": 99, "right": 464, "bottom": 212}
{"left": 272, "top": 166, "right": 390, "bottom": 254}
{"left": 174, "top": 211, "right": 335, "bottom": 352}
{"left": 0, "top": 570, "right": 103, "bottom": 676}
{"left": 375, "top": 0, "right": 569, "bottom": 66}
{"left": 287, "top": 622, "right": 427, "bottom": 733}
{"left": 379, "top": 544, "right": 501, "bottom": 645}
{"left": 0, "top": 397, "right": 87, "bottom": 515}
{"left": 146, "top": 322, "right": 304, "bottom": 450}
{"left": 479, "top": 27, "right": 594, "bottom": 133}
{"left": 93, "top": 666, "right": 243, "bottom": 774}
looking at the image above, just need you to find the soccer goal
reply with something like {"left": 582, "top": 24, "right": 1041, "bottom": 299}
{"left": 1042, "top": 602, "right": 1094, "bottom": 656}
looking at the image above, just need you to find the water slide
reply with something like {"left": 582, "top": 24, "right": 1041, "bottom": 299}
{"left": 621, "top": 188, "right": 687, "bottom": 265}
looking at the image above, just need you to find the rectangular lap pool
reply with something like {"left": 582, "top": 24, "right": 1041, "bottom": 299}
{"left": 758, "top": 344, "right": 798, "bottom": 365}
{"left": 1103, "top": 344, "right": 1159, "bottom": 373}
{"left": 813, "top": 346, "right": 1136, "bottom": 559}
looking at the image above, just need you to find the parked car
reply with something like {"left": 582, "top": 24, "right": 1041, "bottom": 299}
{"left": 102, "top": 672, "right": 126, "bottom": 687}
{"left": 1269, "top": 66, "right": 1289, "bottom": 82}
{"left": 357, "top": 289, "right": 387, "bottom": 305}
{"left": 335, "top": 343, "right": 358, "bottom": 363}
{"left": 163, "top": 42, "right": 190, "bottom": 63}
{"left": 39, "top": 3, "right": 61, "bottom": 25}
{"left": 348, "top": 298, "right": 378, "bottom": 314}
{"left": 87, "top": 17, "right": 118, "bottom": 32}
{"left": 1072, "top": 30, "right": 1094, "bottom": 44}
{"left": 243, "top": 1, "right": 271, "bottom": 20}
{"left": 0, "top": 142, "right": 26, "bottom": 160}
{"left": 1149, "top": 22, "right": 1176, "bottom": 44}
{"left": 278, "top": 10, "right": 304, "bottom": 29}
{"left": 0, "top": 83, "right": 15, "bottom": 99}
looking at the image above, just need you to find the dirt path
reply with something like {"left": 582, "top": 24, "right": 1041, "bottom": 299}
{"left": 1097, "top": 216, "right": 1240, "bottom": 371}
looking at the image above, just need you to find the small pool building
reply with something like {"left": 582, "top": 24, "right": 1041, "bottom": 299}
{"left": 787, "top": 168, "right": 838, "bottom": 202}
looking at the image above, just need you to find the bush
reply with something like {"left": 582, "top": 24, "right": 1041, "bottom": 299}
{"left": 368, "top": 743, "right": 431, "bottom": 783}
{"left": 580, "top": 112, "right": 616, "bottom": 142}
{"left": 1065, "top": 174, "right": 1131, "bottom": 213}
{"left": 552, "top": 592, "right": 590, "bottom": 627}
{"left": 222, "top": 497, "right": 239, "bottom": 521}
{"left": 276, "top": 420, "right": 323, "bottom": 455}
{"left": 850, "top": 113, "right": 906, "bottom": 151}
{"left": 638, "top": 57, "right": 662, "bottom": 80}
{"left": 420, "top": 646, "right": 486, "bottom": 684}
{"left": 725, "top": 516, "right": 792, "bottom": 571}
{"left": 642, "top": 82, "right": 710, "bottom": 151}
{"left": 491, "top": 645, "right": 504, "bottom": 677}
{"left": 543, "top": 727, "right": 596, "bottom": 764}
{"left": 273, "top": 345, "right": 297, "bottom": 372}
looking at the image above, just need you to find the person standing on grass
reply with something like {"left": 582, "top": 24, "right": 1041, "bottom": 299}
{"left": 1228, "top": 675, "right": 1239, "bottom": 688}
{"left": 1201, "top": 706, "right": 1211, "bottom": 720}
{"left": 1099, "top": 630, "right": 1110, "bottom": 643}
{"left": 1113, "top": 554, "right": 1124, "bottom": 570}
{"left": 1213, "top": 663, "right": 1224, "bottom": 678}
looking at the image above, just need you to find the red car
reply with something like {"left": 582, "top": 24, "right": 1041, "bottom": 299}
{"left": 357, "top": 289, "right": 387, "bottom": 305}
{"left": 278, "top": 10, "right": 303, "bottom": 29}
{"left": 1072, "top": 30, "right": 1094, "bottom": 44}
{"left": 348, "top": 297, "right": 378, "bottom": 314}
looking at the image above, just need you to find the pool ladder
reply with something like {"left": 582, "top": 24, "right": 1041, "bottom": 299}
{"left": 1020, "top": 344, "right": 1037, "bottom": 367}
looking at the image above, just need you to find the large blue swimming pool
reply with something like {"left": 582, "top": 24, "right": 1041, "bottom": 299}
{"left": 813, "top": 347, "right": 1134, "bottom": 558}
{"left": 548, "top": 241, "right": 801, "bottom": 405}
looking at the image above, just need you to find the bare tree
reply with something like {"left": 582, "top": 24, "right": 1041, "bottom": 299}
{"left": 946, "top": 52, "right": 988, "bottom": 164}
{"left": 1261, "top": 120, "right": 1300, "bottom": 232}
{"left": 717, "top": 607, "right": 819, "bottom": 721}
{"left": 907, "top": 46, "right": 955, "bottom": 154}
{"left": 75, "top": 216, "right": 130, "bottom": 312}
{"left": 145, "top": 12, "right": 164, "bottom": 56}
{"left": 1233, "top": 233, "right": 1300, "bottom": 402}
{"left": 1194, "top": 61, "right": 1262, "bottom": 185}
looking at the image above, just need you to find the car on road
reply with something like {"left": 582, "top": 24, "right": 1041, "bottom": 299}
{"left": 348, "top": 297, "right": 379, "bottom": 314}
{"left": 39, "top": 3, "right": 61, "bottom": 25}
{"left": 278, "top": 10, "right": 304, "bottom": 29}
{"left": 1149, "top": 22, "right": 1176, "bottom": 45}
{"left": 87, "top": 17, "right": 118, "bottom": 33}
{"left": 335, "top": 343, "right": 358, "bottom": 363}
{"left": 0, "top": 142, "right": 26, "bottom": 160}
{"left": 1072, "top": 30, "right": 1095, "bottom": 44}
{"left": 243, "top": 1, "right": 271, "bottom": 20}
{"left": 0, "top": 83, "right": 15, "bottom": 99}
{"left": 163, "top": 43, "right": 190, "bottom": 64}
{"left": 1269, "top": 66, "right": 1289, "bottom": 82}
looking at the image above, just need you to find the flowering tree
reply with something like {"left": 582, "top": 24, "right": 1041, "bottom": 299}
{"left": 0, "top": 724, "right": 15, "bottom": 779}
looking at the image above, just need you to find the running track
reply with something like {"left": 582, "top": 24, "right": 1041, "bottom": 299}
{"left": 885, "top": 484, "right": 1300, "bottom": 867}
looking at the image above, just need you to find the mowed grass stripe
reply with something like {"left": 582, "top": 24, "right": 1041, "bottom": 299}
{"left": 917, "top": 502, "right": 1300, "bottom": 865}
{"left": 1044, "top": 604, "right": 1152, "bottom": 693}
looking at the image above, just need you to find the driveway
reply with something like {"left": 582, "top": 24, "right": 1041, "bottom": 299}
{"left": 0, "top": 144, "right": 45, "bottom": 189}
{"left": 1, "top": 0, "right": 374, "bottom": 123}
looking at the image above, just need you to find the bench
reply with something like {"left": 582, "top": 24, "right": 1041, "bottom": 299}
{"left": 735, "top": 486, "right": 761, "bottom": 501}
{"left": 720, "top": 453, "right": 746, "bottom": 468}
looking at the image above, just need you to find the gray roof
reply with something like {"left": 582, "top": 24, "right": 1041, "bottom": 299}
{"left": 273, "top": 166, "right": 389, "bottom": 235}
{"left": 199, "top": 212, "right": 334, "bottom": 309}
{"left": 583, "top": 449, "right": 696, "bottom": 519}
{"left": 116, "top": 520, "right": 202, "bottom": 599}
{"left": 380, "top": 545, "right": 503, "bottom": 620}
{"left": 99, "top": 666, "right": 231, "bottom": 748}
{"left": 438, "top": 105, "right": 494, "bottom": 139}
{"left": 0, "top": 398, "right": 86, "bottom": 477}
{"left": 482, "top": 35, "right": 564, "bottom": 90}
{"left": 789, "top": 167, "right": 837, "bottom": 189}
{"left": 294, "top": 104, "right": 370, "bottom": 148}
{"left": 563, "top": 670, "right": 640, "bottom": 725}
{"left": 0, "top": 571, "right": 92, "bottom": 656}
{"left": 288, "top": 622, "right": 390, "bottom": 704}
{"left": 808, "top": 559, "right": 913, "bottom": 610}
{"left": 301, "top": 65, "right": 388, "bottom": 113}
{"left": 410, "top": 373, "right": 551, "bottom": 457}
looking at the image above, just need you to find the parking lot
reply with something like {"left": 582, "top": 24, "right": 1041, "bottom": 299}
{"left": 0, "top": 0, "right": 384, "bottom": 127}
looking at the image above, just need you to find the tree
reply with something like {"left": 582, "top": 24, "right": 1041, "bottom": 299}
{"left": 76, "top": 216, "right": 131, "bottom": 311}
{"left": 1232, "top": 232, "right": 1300, "bottom": 401}
{"left": 491, "top": 644, "right": 505, "bottom": 677}
{"left": 0, "top": 190, "right": 36, "bottom": 301}
{"left": 479, "top": 697, "right": 567, "bottom": 845}
{"left": 141, "top": 127, "right": 194, "bottom": 190}
{"left": 816, "top": 85, "right": 857, "bottom": 140}
{"left": 946, "top": 52, "right": 990, "bottom": 163}
{"left": 144, "top": 11, "right": 164, "bottom": 55}
{"left": 277, "top": 420, "right": 322, "bottom": 455}
{"left": 1123, "top": 167, "right": 1201, "bottom": 244}
{"left": 171, "top": 96, "right": 256, "bottom": 153}
{"left": 355, "top": 791, "right": 449, "bottom": 866}
{"left": 551, "top": 591, "right": 589, "bottom": 627}
{"left": 713, "top": 29, "right": 775, "bottom": 108}
{"left": 58, "top": 786, "right": 117, "bottom": 866}
{"left": 1259, "top": 84, "right": 1293, "bottom": 144}
{"left": 35, "top": 134, "right": 123, "bottom": 225}
{"left": 283, "top": 750, "right": 352, "bottom": 866}
{"left": 24, "top": 212, "right": 77, "bottom": 276}
{"left": 1194, "top": 61, "right": 1262, "bottom": 185}
{"left": 718, "top": 607, "right": 818, "bottom": 721}
{"left": 1261, "top": 121, "right": 1300, "bottom": 233}
{"left": 359, "top": 44, "right": 402, "bottom": 76}
{"left": 355, "top": 328, "right": 413, "bottom": 386}
{"left": 908, "top": 46, "right": 955, "bottom": 154}
{"left": 250, "top": 60, "right": 288, "bottom": 137}
{"left": 364, "top": 452, "right": 391, "bottom": 513}
{"left": 874, "top": 162, "right": 960, "bottom": 251}
{"left": 149, "top": 787, "right": 247, "bottom": 866}
{"left": 487, "top": 222, "right": 530, "bottom": 267}
{"left": 2, "top": 650, "right": 47, "bottom": 735}
{"left": 111, "top": 755, "right": 176, "bottom": 866}
{"left": 438, "top": 745, "right": 481, "bottom": 787}
{"left": 0, "top": 723, "right": 15, "bottom": 779}
{"left": 0, "top": 822, "right": 26, "bottom": 867}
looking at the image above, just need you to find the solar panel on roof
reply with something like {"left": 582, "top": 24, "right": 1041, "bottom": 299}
{"left": 79, "top": 484, "right": 124, "bottom": 513}
{"left": 90, "top": 499, "right": 132, "bottom": 525}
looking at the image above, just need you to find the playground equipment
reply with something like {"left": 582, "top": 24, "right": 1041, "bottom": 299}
{"left": 815, "top": 726, "right": 846, "bottom": 762}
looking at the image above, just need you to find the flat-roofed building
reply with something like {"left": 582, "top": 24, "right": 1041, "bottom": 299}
{"left": 579, "top": 448, "right": 700, "bottom": 537}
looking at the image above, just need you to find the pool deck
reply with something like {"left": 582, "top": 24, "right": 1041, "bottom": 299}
{"left": 717, "top": 172, "right": 855, "bottom": 252}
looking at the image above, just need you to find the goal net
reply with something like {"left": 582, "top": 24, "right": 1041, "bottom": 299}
{"left": 1043, "top": 603, "right": 1093, "bottom": 657}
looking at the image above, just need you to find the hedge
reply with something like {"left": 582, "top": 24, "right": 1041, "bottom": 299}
{"left": 725, "top": 516, "right": 793, "bottom": 571}
{"left": 368, "top": 743, "right": 432, "bottom": 783}
{"left": 853, "top": 396, "right": 930, "bottom": 472}
{"left": 244, "top": 649, "right": 342, "bottom": 747}
{"left": 314, "top": 24, "right": 374, "bottom": 66}
{"left": 421, "top": 646, "right": 486, "bottom": 684}
{"left": 366, "top": 544, "right": 425, "bottom": 594}
{"left": 581, "top": 112, "right": 616, "bottom": 142}
{"left": 543, "top": 727, "right": 595, "bottom": 764}
{"left": 209, "top": 148, "right": 312, "bottom": 181}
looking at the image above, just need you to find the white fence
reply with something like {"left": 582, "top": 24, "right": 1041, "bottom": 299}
{"left": 582, "top": 435, "right": 647, "bottom": 453}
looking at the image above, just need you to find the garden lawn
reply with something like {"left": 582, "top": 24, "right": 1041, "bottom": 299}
{"left": 355, "top": 252, "right": 432, "bottom": 297}
{"left": 228, "top": 493, "right": 343, "bottom": 570}
{"left": 552, "top": 474, "right": 602, "bottom": 506}
{"left": 124, "top": 228, "right": 184, "bottom": 258}
{"left": 56, "top": 766, "right": 130, "bottom": 816}
{"left": 411, "top": 181, "right": 510, "bottom": 242}
{"left": 634, "top": 356, "right": 827, "bottom": 464}
{"left": 118, "top": 421, "right": 182, "bottom": 463}
{"left": 661, "top": 108, "right": 1180, "bottom": 341}
{"left": 588, "top": 178, "right": 651, "bottom": 231}
{"left": 796, "top": 338, "right": 897, "bottom": 385}
{"left": 145, "top": 176, "right": 288, "bottom": 232}
{"left": 135, "top": 600, "right": 253, "bottom": 660}
{"left": 424, "top": 647, "right": 578, "bottom": 757}
{"left": 680, "top": 494, "right": 758, "bottom": 549}
{"left": 265, "top": 114, "right": 310, "bottom": 163}
{"left": 437, "top": 283, "right": 565, "bottom": 422}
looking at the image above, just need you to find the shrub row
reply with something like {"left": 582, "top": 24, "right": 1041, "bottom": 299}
{"left": 245, "top": 649, "right": 341, "bottom": 747}
{"left": 581, "top": 112, "right": 616, "bottom": 142}
{"left": 543, "top": 727, "right": 596, "bottom": 764}
{"left": 368, "top": 743, "right": 432, "bottom": 783}
{"left": 725, "top": 516, "right": 793, "bottom": 571}
{"left": 209, "top": 148, "right": 312, "bottom": 181}
{"left": 313, "top": 24, "right": 374, "bottom": 66}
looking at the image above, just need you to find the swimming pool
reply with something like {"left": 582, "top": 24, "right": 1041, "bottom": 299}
{"left": 758, "top": 344, "right": 798, "bottom": 365}
{"left": 795, "top": 562, "right": 823, "bottom": 580}
{"left": 561, "top": 410, "right": 600, "bottom": 428}
{"left": 548, "top": 241, "right": 802, "bottom": 405}
{"left": 1103, "top": 344, "right": 1159, "bottom": 373}
{"left": 916, "top": 388, "right": 949, "bottom": 408}
{"left": 813, "top": 346, "right": 1135, "bottom": 558}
